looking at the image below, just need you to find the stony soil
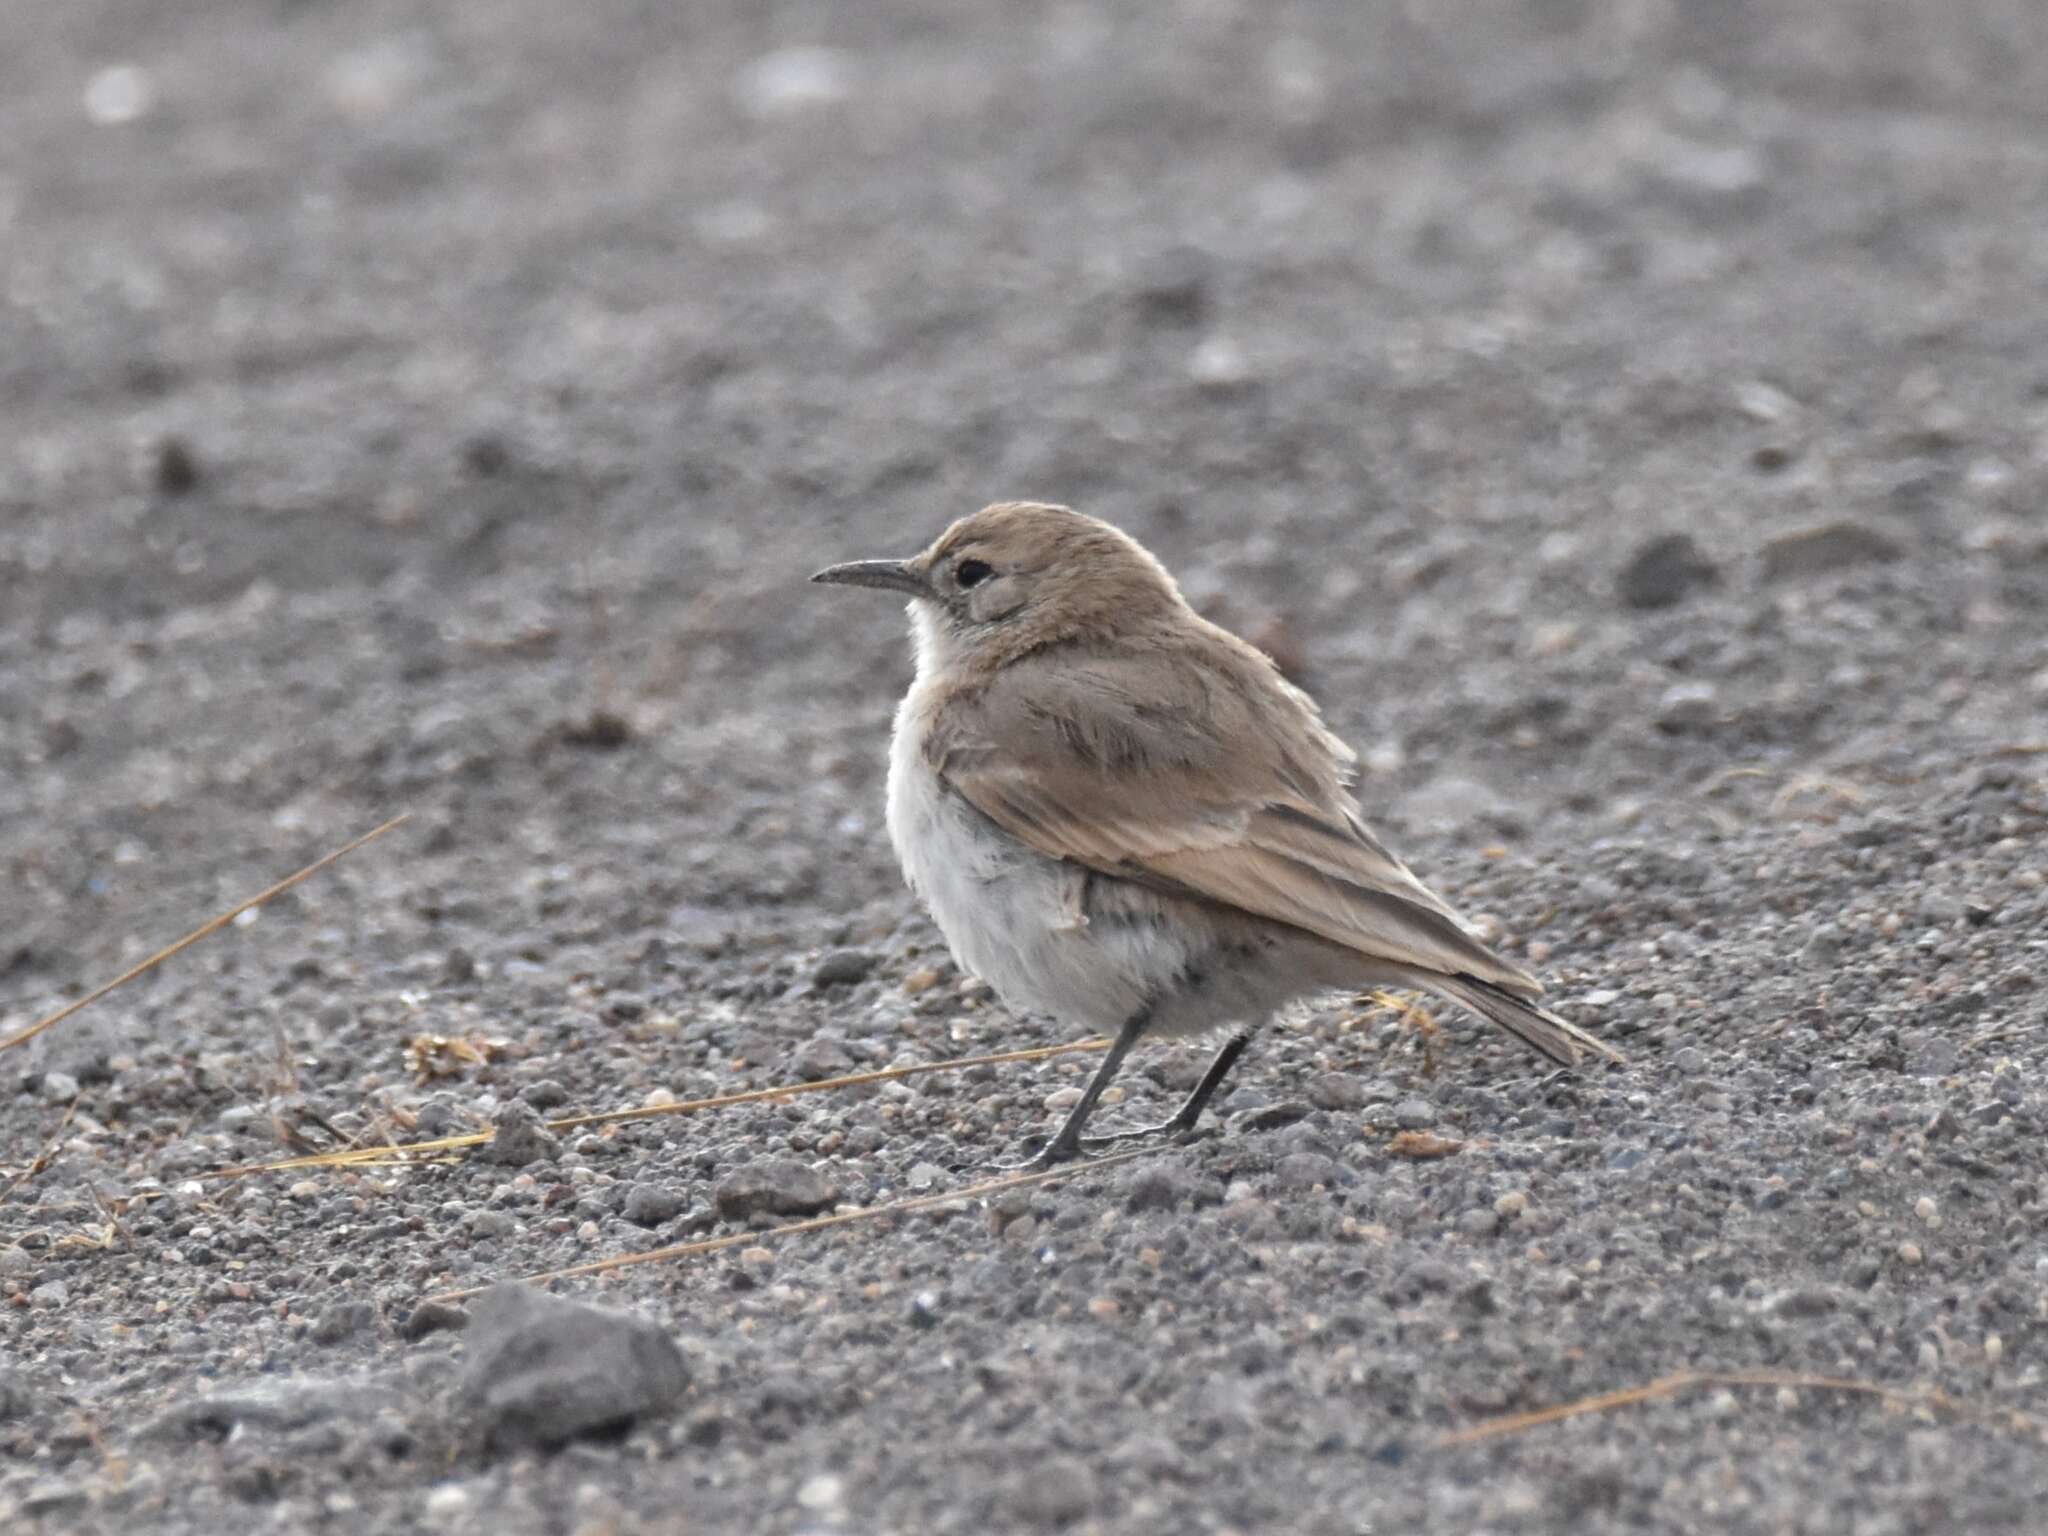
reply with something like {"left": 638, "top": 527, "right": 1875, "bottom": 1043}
{"left": 5, "top": 2, "right": 2048, "bottom": 1532}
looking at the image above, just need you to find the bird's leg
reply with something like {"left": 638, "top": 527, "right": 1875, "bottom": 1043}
{"left": 1079, "top": 1031, "right": 1253, "bottom": 1150}
{"left": 994, "top": 1009, "right": 1148, "bottom": 1170}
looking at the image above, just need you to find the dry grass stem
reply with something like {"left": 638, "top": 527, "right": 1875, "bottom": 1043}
{"left": 0, "top": 1093, "right": 82, "bottom": 1207}
{"left": 1436, "top": 1368, "right": 2038, "bottom": 1447}
{"left": 0, "top": 814, "right": 410, "bottom": 1055}
{"left": 211, "top": 1035, "right": 1110, "bottom": 1179}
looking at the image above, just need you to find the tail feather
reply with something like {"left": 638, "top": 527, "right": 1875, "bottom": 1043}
{"left": 1431, "top": 975, "right": 1626, "bottom": 1067}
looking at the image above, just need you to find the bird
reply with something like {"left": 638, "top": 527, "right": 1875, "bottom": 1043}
{"left": 811, "top": 501, "right": 1622, "bottom": 1167}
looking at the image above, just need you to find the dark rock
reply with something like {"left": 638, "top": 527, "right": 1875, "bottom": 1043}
{"left": 151, "top": 434, "right": 201, "bottom": 495}
{"left": 21, "top": 1482, "right": 89, "bottom": 1518}
{"left": 460, "top": 1284, "right": 689, "bottom": 1452}
{"left": 460, "top": 432, "right": 513, "bottom": 477}
{"left": 622, "top": 1182, "right": 688, "bottom": 1228}
{"left": 1760, "top": 521, "right": 1903, "bottom": 582}
{"left": 1120, "top": 1164, "right": 1204, "bottom": 1214}
{"left": 1391, "top": 1098, "right": 1437, "bottom": 1129}
{"left": 310, "top": 1300, "right": 379, "bottom": 1345}
{"left": 1274, "top": 1151, "right": 1342, "bottom": 1190}
{"left": 520, "top": 1078, "right": 571, "bottom": 1110}
{"left": 1656, "top": 680, "right": 1720, "bottom": 733}
{"left": 554, "top": 711, "right": 633, "bottom": 750}
{"left": 481, "top": 1100, "right": 559, "bottom": 1166}
{"left": 1767, "top": 1286, "right": 1839, "bottom": 1317}
{"left": 1230, "top": 1101, "right": 1312, "bottom": 1134}
{"left": 1130, "top": 245, "right": 1212, "bottom": 326}
{"left": 813, "top": 948, "right": 878, "bottom": 987}
{"left": 400, "top": 1300, "right": 469, "bottom": 1340}
{"left": 714, "top": 1159, "right": 840, "bottom": 1221}
{"left": 1003, "top": 1453, "right": 1099, "bottom": 1525}
{"left": 1305, "top": 1073, "right": 1368, "bottom": 1112}
{"left": 789, "top": 1035, "right": 856, "bottom": 1082}
{"left": 1618, "top": 533, "right": 1718, "bottom": 609}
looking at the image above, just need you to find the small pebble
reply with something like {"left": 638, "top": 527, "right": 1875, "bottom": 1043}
{"left": 148, "top": 434, "right": 199, "bottom": 493}
{"left": 1306, "top": 1074, "right": 1367, "bottom": 1112}
{"left": 1898, "top": 1242, "right": 1923, "bottom": 1266}
{"left": 623, "top": 1184, "right": 687, "bottom": 1228}
{"left": 813, "top": 949, "right": 877, "bottom": 987}
{"left": 425, "top": 1486, "right": 471, "bottom": 1519}
{"left": 1761, "top": 521, "right": 1902, "bottom": 582}
{"left": 1456, "top": 1209, "right": 1500, "bottom": 1239}
{"left": 735, "top": 46, "right": 855, "bottom": 118}
{"left": 1004, "top": 1454, "right": 1098, "bottom": 1525}
{"left": 520, "top": 1080, "right": 571, "bottom": 1109}
{"left": 1617, "top": 533, "right": 1718, "bottom": 609}
{"left": 1391, "top": 1098, "right": 1436, "bottom": 1129}
{"left": 84, "top": 64, "right": 154, "bottom": 126}
{"left": 715, "top": 1160, "right": 840, "bottom": 1221}
{"left": 401, "top": 1301, "right": 469, "bottom": 1340}
{"left": 1130, "top": 245, "right": 1212, "bottom": 326}
{"left": 1188, "top": 335, "right": 1253, "bottom": 390}
{"left": 797, "top": 1474, "right": 845, "bottom": 1512}
{"left": 1656, "top": 680, "right": 1719, "bottom": 731}
{"left": 481, "top": 1101, "right": 559, "bottom": 1167}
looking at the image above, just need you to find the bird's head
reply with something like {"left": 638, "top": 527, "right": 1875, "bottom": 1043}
{"left": 811, "top": 501, "right": 1184, "bottom": 674}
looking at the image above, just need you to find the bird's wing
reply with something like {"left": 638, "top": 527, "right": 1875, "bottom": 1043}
{"left": 926, "top": 644, "right": 1539, "bottom": 994}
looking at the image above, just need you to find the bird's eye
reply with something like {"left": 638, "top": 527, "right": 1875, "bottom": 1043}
{"left": 955, "top": 559, "right": 993, "bottom": 589}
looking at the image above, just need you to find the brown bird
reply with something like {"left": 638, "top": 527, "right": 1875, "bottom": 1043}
{"left": 813, "top": 502, "right": 1621, "bottom": 1166}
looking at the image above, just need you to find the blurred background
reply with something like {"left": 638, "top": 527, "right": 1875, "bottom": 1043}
{"left": 4, "top": 0, "right": 2047, "bottom": 997}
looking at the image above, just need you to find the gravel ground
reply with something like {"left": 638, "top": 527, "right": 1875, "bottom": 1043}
{"left": 6, "top": 2, "right": 2048, "bottom": 1532}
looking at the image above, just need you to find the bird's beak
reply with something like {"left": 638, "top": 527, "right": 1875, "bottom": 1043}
{"left": 809, "top": 559, "right": 928, "bottom": 597}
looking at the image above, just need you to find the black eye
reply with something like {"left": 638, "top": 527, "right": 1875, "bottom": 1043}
{"left": 955, "top": 559, "right": 993, "bottom": 589}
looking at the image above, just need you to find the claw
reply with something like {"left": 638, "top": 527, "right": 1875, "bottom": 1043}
{"left": 986, "top": 1132, "right": 1089, "bottom": 1173}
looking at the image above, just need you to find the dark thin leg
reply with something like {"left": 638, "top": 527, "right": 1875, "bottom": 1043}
{"left": 998, "top": 1010, "right": 1149, "bottom": 1170}
{"left": 1080, "top": 1031, "right": 1253, "bottom": 1150}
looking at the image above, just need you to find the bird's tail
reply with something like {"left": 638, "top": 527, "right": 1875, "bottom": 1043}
{"left": 1431, "top": 974, "right": 1627, "bottom": 1068}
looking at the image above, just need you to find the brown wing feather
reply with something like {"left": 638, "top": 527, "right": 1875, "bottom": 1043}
{"left": 926, "top": 638, "right": 1541, "bottom": 996}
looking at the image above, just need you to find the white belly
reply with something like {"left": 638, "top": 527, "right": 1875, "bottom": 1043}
{"left": 884, "top": 688, "right": 1299, "bottom": 1038}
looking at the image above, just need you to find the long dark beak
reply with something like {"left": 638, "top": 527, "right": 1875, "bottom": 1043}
{"left": 809, "top": 559, "right": 927, "bottom": 596}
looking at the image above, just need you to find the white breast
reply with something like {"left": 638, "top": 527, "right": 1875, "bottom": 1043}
{"left": 884, "top": 678, "right": 1195, "bottom": 1035}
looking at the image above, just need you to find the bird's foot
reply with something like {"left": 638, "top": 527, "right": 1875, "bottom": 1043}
{"left": 984, "top": 1114, "right": 1204, "bottom": 1174}
{"left": 984, "top": 1133, "right": 1086, "bottom": 1174}
{"left": 1078, "top": 1111, "right": 1203, "bottom": 1152}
